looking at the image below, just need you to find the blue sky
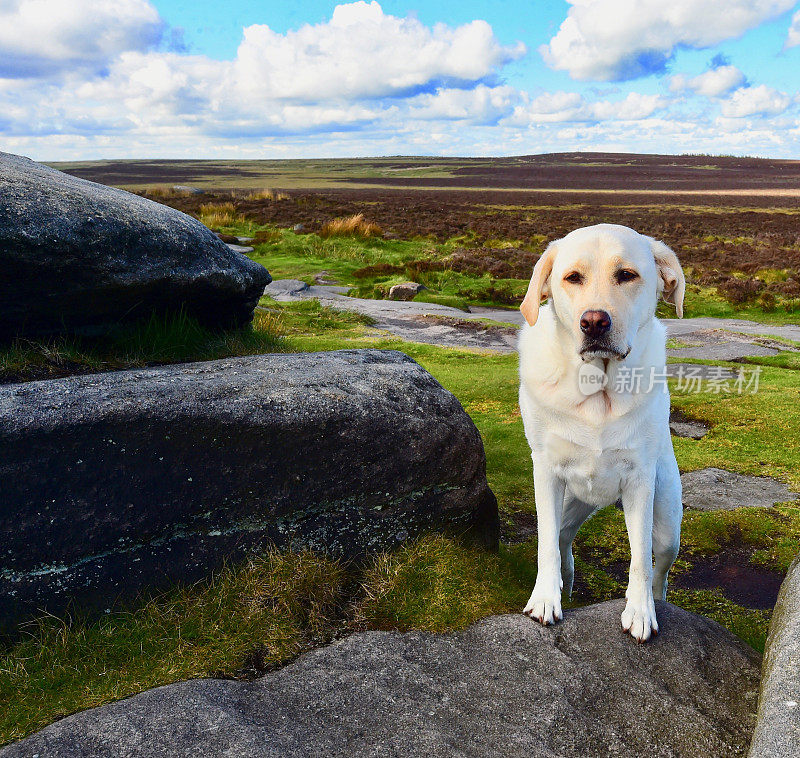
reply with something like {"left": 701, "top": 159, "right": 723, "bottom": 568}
{"left": 1, "top": 0, "right": 800, "bottom": 160}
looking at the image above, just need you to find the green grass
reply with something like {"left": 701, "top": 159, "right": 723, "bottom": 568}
{"left": 1, "top": 551, "right": 345, "bottom": 744}
{"left": 353, "top": 537, "right": 537, "bottom": 632}
{"left": 668, "top": 363, "right": 800, "bottom": 488}
{"left": 0, "top": 309, "right": 285, "bottom": 384}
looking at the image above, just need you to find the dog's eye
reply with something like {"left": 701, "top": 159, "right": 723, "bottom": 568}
{"left": 616, "top": 269, "right": 639, "bottom": 283}
{"left": 564, "top": 272, "right": 583, "bottom": 284}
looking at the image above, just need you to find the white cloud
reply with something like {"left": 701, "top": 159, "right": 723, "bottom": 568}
{"left": 505, "top": 90, "right": 665, "bottom": 126}
{"left": 786, "top": 9, "right": 800, "bottom": 48}
{"left": 670, "top": 65, "right": 746, "bottom": 97}
{"left": 0, "top": 2, "right": 526, "bottom": 140}
{"left": 541, "top": 0, "right": 796, "bottom": 81}
{"left": 407, "top": 85, "right": 519, "bottom": 123}
{"left": 232, "top": 1, "right": 525, "bottom": 102}
{"left": 720, "top": 84, "right": 792, "bottom": 117}
{"left": 591, "top": 91, "right": 666, "bottom": 119}
{"left": 1, "top": 0, "right": 799, "bottom": 161}
{"left": 0, "top": 0, "right": 163, "bottom": 78}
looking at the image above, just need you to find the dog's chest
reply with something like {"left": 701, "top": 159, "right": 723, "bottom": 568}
{"left": 548, "top": 434, "right": 638, "bottom": 506}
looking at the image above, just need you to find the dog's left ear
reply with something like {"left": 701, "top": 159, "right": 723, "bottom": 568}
{"left": 650, "top": 238, "right": 685, "bottom": 318}
{"left": 521, "top": 242, "right": 559, "bottom": 326}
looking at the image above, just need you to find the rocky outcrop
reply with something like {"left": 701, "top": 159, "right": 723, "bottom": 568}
{"left": 748, "top": 554, "right": 800, "bottom": 757}
{"left": 1, "top": 603, "right": 761, "bottom": 757}
{"left": 0, "top": 151, "right": 270, "bottom": 339}
{"left": 0, "top": 350, "right": 498, "bottom": 634}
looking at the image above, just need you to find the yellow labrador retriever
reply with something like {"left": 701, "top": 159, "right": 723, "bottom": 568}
{"left": 518, "top": 224, "right": 685, "bottom": 642}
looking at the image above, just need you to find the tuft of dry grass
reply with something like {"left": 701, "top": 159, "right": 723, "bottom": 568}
{"left": 144, "top": 185, "right": 192, "bottom": 199}
{"left": 199, "top": 201, "right": 240, "bottom": 229}
{"left": 319, "top": 213, "right": 382, "bottom": 239}
{"left": 246, "top": 188, "right": 290, "bottom": 202}
{"left": 351, "top": 535, "right": 536, "bottom": 633}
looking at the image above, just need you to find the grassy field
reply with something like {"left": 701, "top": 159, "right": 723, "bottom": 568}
{"left": 3, "top": 154, "right": 800, "bottom": 744}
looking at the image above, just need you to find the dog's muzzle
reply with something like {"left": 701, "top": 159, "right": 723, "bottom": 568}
{"left": 579, "top": 341, "right": 631, "bottom": 361}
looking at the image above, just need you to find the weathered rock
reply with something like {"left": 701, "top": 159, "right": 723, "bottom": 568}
{"left": 0, "top": 151, "right": 270, "bottom": 339}
{"left": 172, "top": 185, "right": 204, "bottom": 195}
{"left": 226, "top": 243, "right": 255, "bottom": 254}
{"left": 667, "top": 329, "right": 779, "bottom": 360}
{"left": 2, "top": 603, "right": 761, "bottom": 758}
{"left": 749, "top": 553, "right": 800, "bottom": 757}
{"left": 0, "top": 350, "right": 497, "bottom": 634}
{"left": 389, "top": 282, "right": 426, "bottom": 301}
{"left": 263, "top": 278, "right": 311, "bottom": 298}
{"left": 681, "top": 468, "right": 798, "bottom": 510}
{"left": 669, "top": 408, "right": 709, "bottom": 439}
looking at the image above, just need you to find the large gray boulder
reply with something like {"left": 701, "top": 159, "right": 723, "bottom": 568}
{"left": 0, "top": 151, "right": 270, "bottom": 339}
{"left": 2, "top": 603, "right": 761, "bottom": 757}
{"left": 748, "top": 554, "right": 800, "bottom": 757}
{"left": 0, "top": 350, "right": 498, "bottom": 634}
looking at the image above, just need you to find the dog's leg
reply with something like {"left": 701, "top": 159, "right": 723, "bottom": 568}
{"left": 620, "top": 476, "right": 658, "bottom": 642}
{"left": 652, "top": 457, "right": 682, "bottom": 601}
{"left": 523, "top": 461, "right": 566, "bottom": 625}
{"left": 559, "top": 497, "right": 596, "bottom": 599}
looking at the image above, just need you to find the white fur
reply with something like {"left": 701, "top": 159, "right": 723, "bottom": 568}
{"left": 518, "top": 224, "right": 683, "bottom": 642}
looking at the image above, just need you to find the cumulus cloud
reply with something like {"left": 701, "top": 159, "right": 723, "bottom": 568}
{"left": 232, "top": 1, "right": 525, "bottom": 102}
{"left": 407, "top": 85, "right": 519, "bottom": 124}
{"left": 0, "top": 2, "right": 526, "bottom": 139}
{"left": 0, "top": 0, "right": 163, "bottom": 78}
{"left": 505, "top": 90, "right": 665, "bottom": 126}
{"left": 786, "top": 9, "right": 800, "bottom": 48}
{"left": 670, "top": 65, "right": 746, "bottom": 97}
{"left": 720, "top": 84, "right": 792, "bottom": 117}
{"left": 541, "top": 0, "right": 796, "bottom": 81}
{"left": 2, "top": 0, "right": 798, "bottom": 160}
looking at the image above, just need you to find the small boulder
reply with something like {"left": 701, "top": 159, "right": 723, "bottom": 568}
{"left": 0, "top": 151, "right": 270, "bottom": 339}
{"left": 2, "top": 603, "right": 760, "bottom": 757}
{"left": 389, "top": 282, "right": 426, "bottom": 301}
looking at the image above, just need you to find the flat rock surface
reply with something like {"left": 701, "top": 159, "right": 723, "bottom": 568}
{"left": 669, "top": 409, "right": 709, "bottom": 439}
{"left": 668, "top": 329, "right": 781, "bottom": 360}
{"left": 0, "top": 350, "right": 497, "bottom": 633}
{"left": 749, "top": 554, "right": 800, "bottom": 757}
{"left": 263, "top": 279, "right": 799, "bottom": 356}
{"left": 681, "top": 468, "right": 798, "bottom": 510}
{"left": 0, "top": 151, "right": 270, "bottom": 339}
{"left": 2, "top": 603, "right": 761, "bottom": 758}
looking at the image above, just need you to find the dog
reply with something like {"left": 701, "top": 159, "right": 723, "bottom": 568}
{"left": 518, "top": 223, "right": 685, "bottom": 642}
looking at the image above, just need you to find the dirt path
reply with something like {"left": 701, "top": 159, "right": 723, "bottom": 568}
{"left": 264, "top": 279, "right": 800, "bottom": 356}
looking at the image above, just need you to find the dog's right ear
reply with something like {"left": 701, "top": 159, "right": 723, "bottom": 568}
{"left": 520, "top": 242, "right": 558, "bottom": 326}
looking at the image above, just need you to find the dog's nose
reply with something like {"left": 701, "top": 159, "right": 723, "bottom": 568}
{"left": 580, "top": 310, "right": 612, "bottom": 338}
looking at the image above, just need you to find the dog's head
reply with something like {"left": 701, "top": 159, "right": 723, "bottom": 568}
{"left": 520, "top": 224, "right": 684, "bottom": 360}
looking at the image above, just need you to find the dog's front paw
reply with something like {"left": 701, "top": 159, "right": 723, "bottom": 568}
{"left": 621, "top": 595, "right": 658, "bottom": 643}
{"left": 523, "top": 580, "right": 562, "bottom": 626}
